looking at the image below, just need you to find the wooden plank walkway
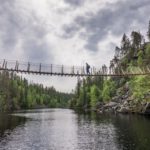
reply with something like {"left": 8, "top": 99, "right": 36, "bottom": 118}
{"left": 0, "top": 59, "right": 150, "bottom": 77}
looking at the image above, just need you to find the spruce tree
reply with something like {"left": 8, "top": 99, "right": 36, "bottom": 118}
{"left": 121, "top": 33, "right": 130, "bottom": 55}
{"left": 131, "top": 31, "right": 142, "bottom": 50}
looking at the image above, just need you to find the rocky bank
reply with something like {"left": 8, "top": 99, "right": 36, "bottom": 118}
{"left": 97, "top": 82, "right": 150, "bottom": 115}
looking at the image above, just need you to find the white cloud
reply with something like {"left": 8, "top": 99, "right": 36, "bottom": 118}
{"left": 0, "top": 0, "right": 150, "bottom": 92}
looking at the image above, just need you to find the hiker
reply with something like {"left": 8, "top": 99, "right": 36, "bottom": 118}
{"left": 86, "top": 63, "right": 90, "bottom": 74}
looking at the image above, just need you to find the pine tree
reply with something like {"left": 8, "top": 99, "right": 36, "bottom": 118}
{"left": 121, "top": 33, "right": 130, "bottom": 55}
{"left": 131, "top": 31, "right": 142, "bottom": 49}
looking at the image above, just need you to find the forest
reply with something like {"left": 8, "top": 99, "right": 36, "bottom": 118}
{"left": 0, "top": 71, "right": 73, "bottom": 112}
{"left": 1, "top": 21, "right": 150, "bottom": 113}
{"left": 70, "top": 21, "right": 150, "bottom": 113}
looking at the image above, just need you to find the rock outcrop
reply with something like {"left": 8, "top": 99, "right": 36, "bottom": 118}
{"left": 97, "top": 82, "right": 150, "bottom": 115}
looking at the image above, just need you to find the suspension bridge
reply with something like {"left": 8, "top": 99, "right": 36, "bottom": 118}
{"left": 0, "top": 59, "right": 150, "bottom": 77}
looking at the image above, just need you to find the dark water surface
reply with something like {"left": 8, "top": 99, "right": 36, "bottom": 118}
{"left": 0, "top": 109, "right": 150, "bottom": 150}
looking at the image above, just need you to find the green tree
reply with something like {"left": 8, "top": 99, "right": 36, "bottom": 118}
{"left": 121, "top": 33, "right": 130, "bottom": 55}
{"left": 137, "top": 50, "right": 144, "bottom": 67}
{"left": 130, "top": 76, "right": 150, "bottom": 101}
{"left": 131, "top": 31, "right": 142, "bottom": 49}
{"left": 90, "top": 85, "right": 99, "bottom": 109}
{"left": 102, "top": 79, "right": 116, "bottom": 102}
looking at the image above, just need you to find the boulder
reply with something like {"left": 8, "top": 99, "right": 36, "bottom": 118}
{"left": 104, "top": 102, "right": 118, "bottom": 108}
{"left": 117, "top": 106, "right": 131, "bottom": 113}
{"left": 123, "top": 101, "right": 128, "bottom": 105}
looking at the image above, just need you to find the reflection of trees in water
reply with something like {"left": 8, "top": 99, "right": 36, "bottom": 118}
{"left": 112, "top": 114, "right": 150, "bottom": 150}
{"left": 75, "top": 111, "right": 150, "bottom": 150}
{"left": 0, "top": 114, "right": 26, "bottom": 138}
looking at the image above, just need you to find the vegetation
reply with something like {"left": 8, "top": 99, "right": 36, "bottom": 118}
{"left": 1, "top": 21, "right": 150, "bottom": 112}
{"left": 70, "top": 21, "right": 150, "bottom": 110}
{"left": 129, "top": 76, "right": 150, "bottom": 102}
{"left": 0, "top": 71, "right": 73, "bottom": 112}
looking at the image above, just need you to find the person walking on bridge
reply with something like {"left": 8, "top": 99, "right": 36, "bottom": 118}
{"left": 86, "top": 63, "right": 90, "bottom": 74}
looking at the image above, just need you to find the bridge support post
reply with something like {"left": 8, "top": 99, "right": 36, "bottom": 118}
{"left": 39, "top": 63, "right": 41, "bottom": 73}
{"left": 50, "top": 64, "right": 53, "bottom": 74}
{"left": 2, "top": 59, "right": 5, "bottom": 69}
{"left": 5, "top": 61, "right": 7, "bottom": 69}
{"left": 15, "top": 61, "right": 19, "bottom": 72}
{"left": 27, "top": 62, "right": 30, "bottom": 72}
{"left": 61, "top": 65, "right": 64, "bottom": 75}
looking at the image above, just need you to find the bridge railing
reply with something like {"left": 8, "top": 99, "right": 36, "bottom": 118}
{"left": 0, "top": 59, "right": 88, "bottom": 75}
{"left": 1, "top": 59, "right": 150, "bottom": 76}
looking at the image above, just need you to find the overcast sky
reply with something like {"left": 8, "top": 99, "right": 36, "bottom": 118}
{"left": 0, "top": 0, "right": 150, "bottom": 92}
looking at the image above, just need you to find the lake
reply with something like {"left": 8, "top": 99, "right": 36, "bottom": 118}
{"left": 0, "top": 109, "right": 150, "bottom": 150}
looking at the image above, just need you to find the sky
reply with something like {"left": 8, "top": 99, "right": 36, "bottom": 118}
{"left": 0, "top": 0, "right": 150, "bottom": 92}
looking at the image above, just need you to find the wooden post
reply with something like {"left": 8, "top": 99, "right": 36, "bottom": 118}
{"left": 39, "top": 63, "right": 41, "bottom": 73}
{"left": 5, "top": 61, "right": 7, "bottom": 69}
{"left": 15, "top": 61, "right": 19, "bottom": 71}
{"left": 50, "top": 64, "right": 53, "bottom": 73}
{"left": 15, "top": 61, "right": 17, "bottom": 70}
{"left": 61, "top": 65, "right": 64, "bottom": 74}
{"left": 27, "top": 62, "right": 30, "bottom": 72}
{"left": 17, "top": 62, "right": 19, "bottom": 71}
{"left": 2, "top": 59, "right": 5, "bottom": 68}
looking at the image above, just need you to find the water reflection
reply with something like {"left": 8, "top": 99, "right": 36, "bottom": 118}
{"left": 76, "top": 111, "right": 118, "bottom": 150}
{"left": 113, "top": 114, "right": 150, "bottom": 150}
{"left": 0, "top": 109, "right": 150, "bottom": 150}
{"left": 0, "top": 113, "right": 26, "bottom": 139}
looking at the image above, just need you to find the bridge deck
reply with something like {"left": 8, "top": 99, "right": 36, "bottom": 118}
{"left": 0, "top": 59, "right": 150, "bottom": 77}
